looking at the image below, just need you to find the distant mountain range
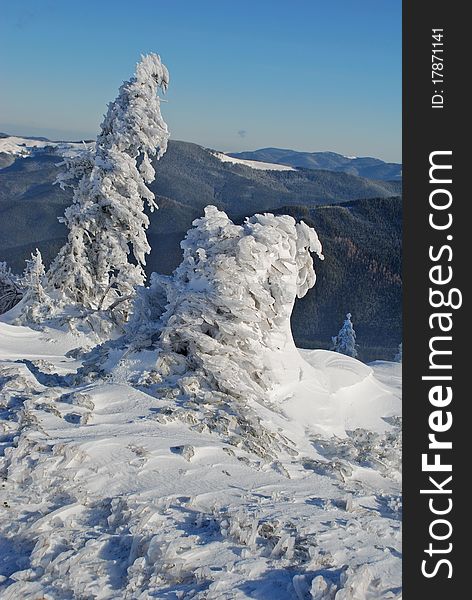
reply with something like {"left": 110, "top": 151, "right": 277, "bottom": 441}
{"left": 0, "top": 134, "right": 402, "bottom": 358}
{"left": 229, "top": 148, "right": 402, "bottom": 181}
{"left": 0, "top": 134, "right": 402, "bottom": 181}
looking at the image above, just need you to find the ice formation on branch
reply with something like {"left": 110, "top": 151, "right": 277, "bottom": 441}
{"left": 332, "top": 312, "right": 358, "bottom": 358}
{"left": 46, "top": 53, "right": 169, "bottom": 319}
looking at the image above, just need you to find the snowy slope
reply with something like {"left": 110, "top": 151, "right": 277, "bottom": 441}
{"left": 0, "top": 135, "right": 91, "bottom": 158}
{"left": 211, "top": 151, "right": 295, "bottom": 171}
{"left": 0, "top": 136, "right": 53, "bottom": 156}
{"left": 0, "top": 321, "right": 401, "bottom": 599}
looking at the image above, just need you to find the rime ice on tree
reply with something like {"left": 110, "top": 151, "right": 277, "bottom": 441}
{"left": 129, "top": 206, "right": 324, "bottom": 404}
{"left": 109, "top": 206, "right": 325, "bottom": 457}
{"left": 47, "top": 53, "right": 170, "bottom": 320}
{"left": 14, "top": 250, "right": 52, "bottom": 323}
{"left": 332, "top": 312, "right": 358, "bottom": 358}
{"left": 22, "top": 250, "right": 47, "bottom": 301}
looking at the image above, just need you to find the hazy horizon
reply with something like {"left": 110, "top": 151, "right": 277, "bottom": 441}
{"left": 0, "top": 126, "right": 403, "bottom": 164}
{"left": 1, "top": 0, "right": 401, "bottom": 162}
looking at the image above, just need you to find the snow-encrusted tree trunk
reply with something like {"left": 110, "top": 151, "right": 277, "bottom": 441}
{"left": 0, "top": 262, "right": 23, "bottom": 314}
{"left": 47, "top": 53, "right": 170, "bottom": 319}
{"left": 332, "top": 313, "right": 358, "bottom": 358}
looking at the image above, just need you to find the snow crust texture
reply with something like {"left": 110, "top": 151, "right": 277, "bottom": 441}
{"left": 0, "top": 316, "right": 401, "bottom": 599}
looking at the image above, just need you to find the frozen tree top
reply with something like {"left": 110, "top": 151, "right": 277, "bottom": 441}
{"left": 97, "top": 52, "right": 169, "bottom": 162}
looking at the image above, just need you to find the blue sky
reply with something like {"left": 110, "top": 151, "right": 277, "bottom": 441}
{"left": 0, "top": 0, "right": 401, "bottom": 161}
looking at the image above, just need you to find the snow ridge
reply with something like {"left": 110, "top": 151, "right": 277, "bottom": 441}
{"left": 0, "top": 136, "right": 91, "bottom": 158}
{"left": 211, "top": 151, "right": 295, "bottom": 171}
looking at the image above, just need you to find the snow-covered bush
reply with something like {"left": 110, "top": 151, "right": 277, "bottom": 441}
{"left": 0, "top": 262, "right": 23, "bottom": 314}
{"left": 332, "top": 313, "right": 358, "bottom": 358}
{"left": 45, "top": 53, "right": 170, "bottom": 322}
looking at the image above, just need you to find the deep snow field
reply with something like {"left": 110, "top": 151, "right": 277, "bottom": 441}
{"left": 0, "top": 321, "right": 401, "bottom": 600}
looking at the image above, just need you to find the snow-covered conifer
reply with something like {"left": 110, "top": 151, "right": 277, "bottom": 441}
{"left": 0, "top": 262, "right": 23, "bottom": 314}
{"left": 125, "top": 272, "right": 170, "bottom": 349}
{"left": 23, "top": 250, "right": 47, "bottom": 300}
{"left": 14, "top": 250, "right": 54, "bottom": 323}
{"left": 54, "top": 142, "right": 95, "bottom": 192}
{"left": 332, "top": 313, "right": 358, "bottom": 358}
{"left": 47, "top": 53, "right": 170, "bottom": 319}
{"left": 395, "top": 342, "right": 402, "bottom": 362}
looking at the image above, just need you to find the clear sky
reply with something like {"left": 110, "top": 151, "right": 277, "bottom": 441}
{"left": 0, "top": 0, "right": 401, "bottom": 162}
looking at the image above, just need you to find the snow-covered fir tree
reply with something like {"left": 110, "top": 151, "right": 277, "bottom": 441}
{"left": 332, "top": 312, "right": 358, "bottom": 358}
{"left": 46, "top": 53, "right": 170, "bottom": 321}
{"left": 23, "top": 249, "right": 46, "bottom": 298}
{"left": 0, "top": 262, "right": 23, "bottom": 314}
{"left": 15, "top": 250, "right": 52, "bottom": 323}
{"left": 395, "top": 342, "right": 402, "bottom": 362}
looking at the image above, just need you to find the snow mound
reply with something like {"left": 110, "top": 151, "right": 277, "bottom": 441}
{"left": 212, "top": 151, "right": 295, "bottom": 171}
{"left": 0, "top": 320, "right": 92, "bottom": 367}
{"left": 301, "top": 349, "right": 373, "bottom": 393}
{"left": 273, "top": 349, "right": 400, "bottom": 439}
